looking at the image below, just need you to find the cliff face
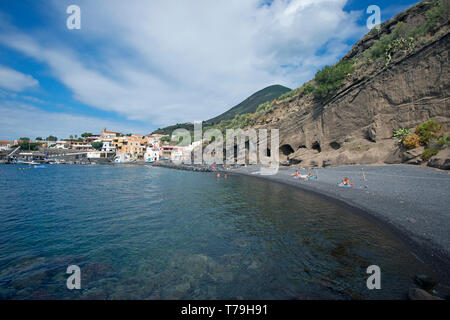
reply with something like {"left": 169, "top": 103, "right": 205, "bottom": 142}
{"left": 253, "top": 1, "right": 449, "bottom": 169}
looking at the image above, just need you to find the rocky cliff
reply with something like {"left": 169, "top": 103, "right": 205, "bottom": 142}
{"left": 251, "top": 1, "right": 449, "bottom": 169}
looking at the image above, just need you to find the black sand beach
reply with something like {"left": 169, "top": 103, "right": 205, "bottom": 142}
{"left": 229, "top": 164, "right": 450, "bottom": 286}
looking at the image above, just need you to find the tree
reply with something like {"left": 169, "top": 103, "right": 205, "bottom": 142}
{"left": 46, "top": 136, "right": 58, "bottom": 141}
{"left": 20, "top": 137, "right": 30, "bottom": 142}
{"left": 18, "top": 141, "right": 40, "bottom": 151}
{"left": 91, "top": 141, "right": 103, "bottom": 150}
{"left": 35, "top": 137, "right": 43, "bottom": 141}
{"left": 81, "top": 132, "right": 92, "bottom": 138}
{"left": 69, "top": 135, "right": 74, "bottom": 140}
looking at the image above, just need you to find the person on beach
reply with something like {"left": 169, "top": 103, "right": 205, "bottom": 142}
{"left": 224, "top": 173, "right": 228, "bottom": 179}
{"left": 339, "top": 177, "right": 351, "bottom": 186}
{"left": 217, "top": 173, "right": 221, "bottom": 179}
{"left": 290, "top": 170, "right": 300, "bottom": 178}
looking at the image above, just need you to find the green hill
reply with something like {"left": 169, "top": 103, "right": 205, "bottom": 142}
{"left": 153, "top": 84, "right": 291, "bottom": 135}
{"left": 204, "top": 84, "right": 291, "bottom": 125}
{"left": 152, "top": 123, "right": 194, "bottom": 136}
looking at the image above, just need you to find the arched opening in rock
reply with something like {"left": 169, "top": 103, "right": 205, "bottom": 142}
{"left": 290, "top": 159, "right": 302, "bottom": 165}
{"left": 330, "top": 141, "right": 341, "bottom": 150}
{"left": 280, "top": 144, "right": 295, "bottom": 156}
{"left": 312, "top": 141, "right": 321, "bottom": 153}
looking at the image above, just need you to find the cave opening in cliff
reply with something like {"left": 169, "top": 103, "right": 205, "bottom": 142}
{"left": 280, "top": 144, "right": 295, "bottom": 156}
{"left": 330, "top": 141, "right": 341, "bottom": 150}
{"left": 312, "top": 141, "right": 321, "bottom": 153}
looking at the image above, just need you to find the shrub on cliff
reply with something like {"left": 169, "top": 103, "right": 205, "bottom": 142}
{"left": 422, "top": 147, "right": 439, "bottom": 160}
{"left": 438, "top": 135, "right": 449, "bottom": 148}
{"left": 422, "top": 0, "right": 450, "bottom": 34}
{"left": 415, "top": 120, "right": 442, "bottom": 145}
{"left": 394, "top": 128, "right": 412, "bottom": 143}
{"left": 255, "top": 101, "right": 272, "bottom": 114}
{"left": 311, "top": 60, "right": 354, "bottom": 100}
{"left": 403, "top": 134, "right": 420, "bottom": 149}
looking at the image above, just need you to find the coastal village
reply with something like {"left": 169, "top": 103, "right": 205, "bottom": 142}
{"left": 0, "top": 128, "right": 200, "bottom": 165}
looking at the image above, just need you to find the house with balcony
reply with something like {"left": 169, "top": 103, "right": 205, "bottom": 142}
{"left": 144, "top": 148, "right": 160, "bottom": 163}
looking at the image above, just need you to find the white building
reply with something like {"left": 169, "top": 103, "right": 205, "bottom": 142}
{"left": 101, "top": 140, "right": 116, "bottom": 152}
{"left": 0, "top": 140, "right": 12, "bottom": 151}
{"left": 144, "top": 148, "right": 160, "bottom": 163}
{"left": 114, "top": 153, "right": 133, "bottom": 163}
{"left": 53, "top": 141, "right": 70, "bottom": 149}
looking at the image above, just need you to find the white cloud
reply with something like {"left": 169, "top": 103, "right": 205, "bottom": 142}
{"left": 0, "top": 101, "right": 148, "bottom": 140}
{"left": 0, "top": 0, "right": 366, "bottom": 128}
{"left": 0, "top": 65, "right": 39, "bottom": 92}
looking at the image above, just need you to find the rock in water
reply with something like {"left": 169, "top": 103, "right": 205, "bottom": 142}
{"left": 408, "top": 288, "right": 443, "bottom": 300}
{"left": 414, "top": 274, "right": 437, "bottom": 291}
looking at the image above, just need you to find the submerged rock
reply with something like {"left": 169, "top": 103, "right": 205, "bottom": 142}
{"left": 408, "top": 288, "right": 443, "bottom": 300}
{"left": 414, "top": 274, "right": 437, "bottom": 291}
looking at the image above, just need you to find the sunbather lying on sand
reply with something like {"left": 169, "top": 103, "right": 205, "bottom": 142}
{"left": 339, "top": 177, "right": 353, "bottom": 186}
{"left": 290, "top": 170, "right": 300, "bottom": 177}
{"left": 297, "top": 172, "right": 312, "bottom": 180}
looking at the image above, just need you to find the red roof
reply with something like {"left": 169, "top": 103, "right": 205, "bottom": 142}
{"left": 0, "top": 140, "right": 13, "bottom": 145}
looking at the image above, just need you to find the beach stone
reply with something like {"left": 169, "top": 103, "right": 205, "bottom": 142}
{"left": 408, "top": 288, "right": 443, "bottom": 300}
{"left": 163, "top": 282, "right": 191, "bottom": 299}
{"left": 81, "top": 262, "right": 115, "bottom": 285}
{"left": 406, "top": 217, "right": 417, "bottom": 223}
{"left": 384, "top": 146, "right": 403, "bottom": 164}
{"left": 427, "top": 148, "right": 450, "bottom": 170}
{"left": 221, "top": 253, "right": 243, "bottom": 267}
{"left": 81, "top": 289, "right": 108, "bottom": 300}
{"left": 148, "top": 290, "right": 161, "bottom": 300}
{"left": 210, "top": 270, "right": 234, "bottom": 283}
{"left": 402, "top": 147, "right": 425, "bottom": 164}
{"left": 414, "top": 274, "right": 437, "bottom": 291}
{"left": 233, "top": 238, "right": 249, "bottom": 248}
{"left": 248, "top": 260, "right": 260, "bottom": 270}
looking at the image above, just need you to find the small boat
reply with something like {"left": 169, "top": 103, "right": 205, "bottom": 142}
{"left": 34, "top": 165, "right": 46, "bottom": 169}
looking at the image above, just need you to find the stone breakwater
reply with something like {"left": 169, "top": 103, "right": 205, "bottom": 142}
{"left": 149, "top": 161, "right": 218, "bottom": 172}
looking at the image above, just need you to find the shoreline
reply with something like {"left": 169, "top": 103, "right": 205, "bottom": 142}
{"left": 227, "top": 164, "right": 450, "bottom": 290}
{"left": 3, "top": 161, "right": 449, "bottom": 291}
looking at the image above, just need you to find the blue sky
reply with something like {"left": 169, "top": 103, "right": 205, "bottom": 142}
{"left": 0, "top": 0, "right": 420, "bottom": 140}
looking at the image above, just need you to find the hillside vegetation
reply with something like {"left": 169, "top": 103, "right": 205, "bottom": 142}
{"left": 205, "top": 84, "right": 291, "bottom": 125}
{"left": 153, "top": 84, "right": 290, "bottom": 136}
{"left": 247, "top": 0, "right": 449, "bottom": 169}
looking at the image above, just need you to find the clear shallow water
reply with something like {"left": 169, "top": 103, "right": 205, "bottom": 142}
{"left": 0, "top": 164, "right": 435, "bottom": 299}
